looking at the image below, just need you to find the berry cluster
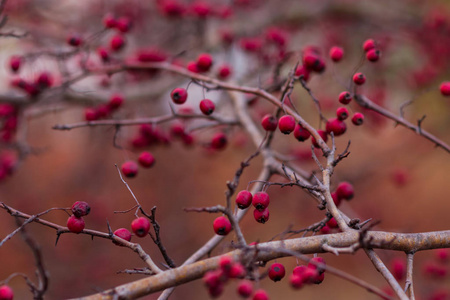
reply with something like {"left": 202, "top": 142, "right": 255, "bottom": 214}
{"left": 121, "top": 151, "right": 156, "bottom": 178}
{"left": 84, "top": 94, "right": 124, "bottom": 121}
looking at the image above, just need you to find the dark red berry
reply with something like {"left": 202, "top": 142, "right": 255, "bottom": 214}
{"left": 203, "top": 270, "right": 221, "bottom": 288}
{"left": 71, "top": 201, "right": 91, "bottom": 217}
{"left": 252, "top": 192, "right": 270, "bottom": 211}
{"left": 268, "top": 262, "right": 285, "bottom": 282}
{"left": 391, "top": 258, "right": 406, "bottom": 281}
{"left": 295, "top": 65, "right": 310, "bottom": 81}
{"left": 440, "top": 82, "right": 450, "bottom": 96}
{"left": 219, "top": 256, "right": 233, "bottom": 273}
{"left": 199, "top": 99, "right": 215, "bottom": 115}
{"left": 110, "top": 35, "right": 125, "bottom": 51}
{"left": 301, "top": 267, "right": 319, "bottom": 284}
{"left": 85, "top": 108, "right": 98, "bottom": 121}
{"left": 121, "top": 161, "right": 139, "bottom": 178}
{"left": 103, "top": 13, "right": 117, "bottom": 28}
{"left": 351, "top": 112, "right": 364, "bottom": 126}
{"left": 196, "top": 53, "right": 213, "bottom": 72}
{"left": 325, "top": 118, "right": 347, "bottom": 136}
{"left": 114, "top": 228, "right": 132, "bottom": 242}
{"left": 213, "top": 216, "right": 232, "bottom": 235}
{"left": 67, "top": 34, "right": 82, "bottom": 47}
{"left": 363, "top": 39, "right": 375, "bottom": 52}
{"left": 302, "top": 52, "right": 320, "bottom": 70}
{"left": 0, "top": 285, "right": 14, "bottom": 300}
{"left": 236, "top": 190, "right": 253, "bottom": 209}
{"left": 138, "top": 151, "right": 155, "bottom": 168}
{"left": 9, "top": 56, "right": 21, "bottom": 73}
{"left": 36, "top": 72, "right": 53, "bottom": 89}
{"left": 217, "top": 64, "right": 232, "bottom": 79}
{"left": 229, "top": 263, "right": 246, "bottom": 278}
{"left": 131, "top": 217, "right": 151, "bottom": 237}
{"left": 353, "top": 73, "right": 366, "bottom": 85}
{"left": 67, "top": 215, "right": 85, "bottom": 233}
{"left": 293, "top": 265, "right": 307, "bottom": 276}
{"left": 278, "top": 115, "right": 295, "bottom": 134}
{"left": 366, "top": 48, "right": 381, "bottom": 62}
{"left": 327, "top": 217, "right": 338, "bottom": 228}
{"left": 109, "top": 94, "right": 124, "bottom": 109}
{"left": 186, "top": 61, "right": 200, "bottom": 73}
{"left": 171, "top": 88, "right": 188, "bottom": 104}
{"left": 293, "top": 123, "right": 311, "bottom": 141}
{"left": 329, "top": 46, "right": 344, "bottom": 62}
{"left": 116, "top": 17, "right": 132, "bottom": 33}
{"left": 210, "top": 132, "right": 227, "bottom": 150}
{"left": 253, "top": 208, "right": 269, "bottom": 224}
{"left": 237, "top": 280, "right": 253, "bottom": 298}
{"left": 253, "top": 289, "right": 269, "bottom": 300}
{"left": 338, "top": 91, "right": 352, "bottom": 105}
{"left": 261, "top": 114, "right": 278, "bottom": 131}
{"left": 336, "top": 107, "right": 348, "bottom": 120}
{"left": 320, "top": 225, "right": 331, "bottom": 234}
{"left": 336, "top": 182, "right": 354, "bottom": 200}
{"left": 311, "top": 130, "right": 328, "bottom": 148}
{"left": 308, "top": 257, "right": 326, "bottom": 274}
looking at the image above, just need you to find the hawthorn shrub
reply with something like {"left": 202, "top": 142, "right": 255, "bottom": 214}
{"left": 0, "top": 0, "right": 449, "bottom": 300}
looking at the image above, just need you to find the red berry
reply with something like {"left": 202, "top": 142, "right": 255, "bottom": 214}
{"left": 302, "top": 52, "right": 320, "bottom": 70}
{"left": 366, "top": 48, "right": 381, "bottom": 62}
{"left": 191, "top": 1, "right": 211, "bottom": 18}
{"left": 261, "top": 114, "right": 278, "bottom": 131}
{"left": 208, "top": 284, "right": 224, "bottom": 298}
{"left": 338, "top": 91, "right": 352, "bottom": 105}
{"left": 363, "top": 39, "right": 376, "bottom": 52}
{"left": 138, "top": 151, "right": 155, "bottom": 168}
{"left": 236, "top": 190, "right": 253, "bottom": 209}
{"left": 329, "top": 46, "right": 344, "bottom": 62}
{"left": 268, "top": 262, "right": 285, "bottom": 282}
{"left": 327, "top": 217, "right": 338, "bottom": 228}
{"left": 67, "top": 215, "right": 85, "bottom": 233}
{"left": 252, "top": 289, "right": 269, "bottom": 300}
{"left": 131, "top": 217, "right": 151, "bottom": 237}
{"left": 353, "top": 72, "right": 366, "bottom": 85}
{"left": 114, "top": 228, "right": 132, "bottom": 242}
{"left": 237, "top": 280, "right": 253, "bottom": 298}
{"left": 325, "top": 118, "right": 347, "bottom": 136}
{"left": 336, "top": 182, "right": 354, "bottom": 200}
{"left": 320, "top": 225, "right": 331, "bottom": 234}
{"left": 116, "top": 17, "right": 132, "bottom": 33}
{"left": 252, "top": 192, "right": 270, "bottom": 211}
{"left": 435, "top": 249, "right": 449, "bottom": 262}
{"left": 312, "top": 271, "right": 325, "bottom": 284}
{"left": 186, "top": 61, "right": 200, "bottom": 73}
{"left": 103, "top": 13, "right": 117, "bottom": 28}
{"left": 219, "top": 256, "right": 233, "bottom": 273}
{"left": 121, "top": 161, "right": 139, "bottom": 178}
{"left": 336, "top": 107, "right": 349, "bottom": 121}
{"left": 253, "top": 208, "right": 269, "bottom": 224}
{"left": 109, "top": 94, "right": 124, "bottom": 109}
{"left": 0, "top": 285, "right": 14, "bottom": 300}
{"left": 295, "top": 65, "right": 310, "bottom": 81}
{"left": 35, "top": 72, "right": 53, "bottom": 89}
{"left": 85, "top": 108, "right": 98, "bottom": 121}
{"left": 67, "top": 34, "right": 82, "bottom": 47}
{"left": 293, "top": 265, "right": 307, "bottom": 276}
{"left": 391, "top": 258, "right": 406, "bottom": 281}
{"left": 213, "top": 216, "right": 232, "bottom": 235}
{"left": 311, "top": 130, "right": 328, "bottom": 148}
{"left": 293, "top": 123, "right": 311, "bottom": 142}
{"left": 71, "top": 201, "right": 91, "bottom": 217}
{"left": 301, "top": 267, "right": 319, "bottom": 284}
{"left": 278, "top": 115, "right": 295, "bottom": 134}
{"left": 210, "top": 132, "right": 228, "bottom": 150}
{"left": 9, "top": 56, "right": 21, "bottom": 73}
{"left": 351, "top": 112, "right": 364, "bottom": 126}
{"left": 199, "top": 99, "right": 215, "bottom": 115}
{"left": 289, "top": 274, "right": 303, "bottom": 289}
{"left": 440, "top": 82, "right": 450, "bottom": 96}
{"left": 308, "top": 257, "right": 326, "bottom": 274}
{"left": 229, "top": 263, "right": 246, "bottom": 278}
{"left": 196, "top": 53, "right": 213, "bottom": 72}
{"left": 171, "top": 88, "right": 188, "bottom": 104}
{"left": 217, "top": 64, "right": 232, "bottom": 79}
{"left": 110, "top": 35, "right": 125, "bottom": 51}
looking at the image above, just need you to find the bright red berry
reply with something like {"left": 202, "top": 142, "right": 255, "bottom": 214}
{"left": 109, "top": 94, "right": 124, "bottom": 109}
{"left": 301, "top": 267, "right": 319, "bottom": 284}
{"left": 213, "top": 216, "right": 232, "bottom": 235}
{"left": 116, "top": 17, "right": 132, "bottom": 33}
{"left": 203, "top": 270, "right": 222, "bottom": 288}
{"left": 196, "top": 53, "right": 213, "bottom": 72}
{"left": 67, "top": 34, "right": 82, "bottom": 47}
{"left": 320, "top": 225, "right": 331, "bottom": 234}
{"left": 253, "top": 208, "right": 269, "bottom": 224}
{"left": 85, "top": 108, "right": 98, "bottom": 121}
{"left": 295, "top": 65, "right": 310, "bottom": 81}
{"left": 199, "top": 99, "right": 215, "bottom": 115}
{"left": 171, "top": 88, "right": 188, "bottom": 104}
{"left": 268, "top": 262, "right": 285, "bottom": 282}
{"left": 351, "top": 112, "right": 364, "bottom": 126}
{"left": 363, "top": 39, "right": 376, "bottom": 52}
{"left": 186, "top": 61, "right": 200, "bottom": 73}
{"left": 289, "top": 274, "right": 303, "bottom": 289}
{"left": 229, "top": 263, "right": 246, "bottom": 278}
{"left": 131, "top": 217, "right": 151, "bottom": 237}
{"left": 217, "top": 64, "right": 232, "bottom": 79}
{"left": 114, "top": 228, "right": 132, "bottom": 242}
{"left": 278, "top": 115, "right": 295, "bottom": 134}
{"left": 302, "top": 52, "right": 320, "bottom": 70}
{"left": 327, "top": 217, "right": 338, "bottom": 228}
{"left": 9, "top": 56, "right": 21, "bottom": 73}
{"left": 312, "top": 271, "right": 325, "bottom": 284}
{"left": 103, "top": 13, "right": 117, "bottom": 28}
{"left": 210, "top": 132, "right": 228, "bottom": 150}
{"left": 325, "top": 118, "right": 347, "bottom": 136}
{"left": 110, "top": 35, "right": 125, "bottom": 51}
{"left": 366, "top": 48, "right": 381, "bottom": 62}
{"left": 336, "top": 107, "right": 349, "bottom": 120}
{"left": 71, "top": 201, "right": 91, "bottom": 217}
{"left": 219, "top": 256, "right": 233, "bottom": 273}
{"left": 236, "top": 190, "right": 253, "bottom": 209}
{"left": 293, "top": 123, "right": 311, "bottom": 142}
{"left": 67, "top": 215, "right": 85, "bottom": 233}
{"left": 237, "top": 280, "right": 253, "bottom": 298}
{"left": 121, "top": 161, "right": 139, "bottom": 178}
{"left": 338, "top": 91, "right": 352, "bottom": 105}
{"left": 329, "top": 46, "right": 344, "bottom": 62}
{"left": 252, "top": 192, "right": 270, "bottom": 211}
{"left": 353, "top": 73, "right": 366, "bottom": 85}
{"left": 0, "top": 285, "right": 14, "bottom": 300}
{"left": 311, "top": 130, "right": 328, "bottom": 148}
{"left": 308, "top": 257, "right": 326, "bottom": 274}
{"left": 293, "top": 265, "right": 307, "bottom": 276}
{"left": 440, "top": 82, "right": 450, "bottom": 96}
{"left": 252, "top": 289, "right": 269, "bottom": 300}
{"left": 138, "top": 151, "right": 155, "bottom": 168}
{"left": 261, "top": 114, "right": 278, "bottom": 131}
{"left": 336, "top": 182, "right": 354, "bottom": 200}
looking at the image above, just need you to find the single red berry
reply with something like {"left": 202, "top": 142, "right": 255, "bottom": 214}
{"left": 0, "top": 285, "right": 14, "bottom": 300}
{"left": 311, "top": 130, "right": 328, "bottom": 148}
{"left": 391, "top": 258, "right": 406, "bottom": 280}
{"left": 213, "top": 216, "right": 232, "bottom": 235}
{"left": 363, "top": 39, "right": 376, "bottom": 52}
{"left": 366, "top": 48, "right": 381, "bottom": 62}
{"left": 320, "top": 225, "right": 331, "bottom": 234}
{"left": 217, "top": 64, "right": 232, "bottom": 79}
{"left": 289, "top": 274, "right": 303, "bottom": 289}
{"left": 67, "top": 34, "right": 82, "bottom": 47}
{"left": 171, "top": 88, "right": 188, "bottom": 104}
{"left": 435, "top": 249, "right": 450, "bottom": 262}
{"left": 203, "top": 270, "right": 222, "bottom": 288}
{"left": 229, "top": 263, "right": 246, "bottom": 278}
{"left": 35, "top": 72, "right": 53, "bottom": 89}
{"left": 85, "top": 108, "right": 98, "bottom": 121}
{"left": 351, "top": 112, "right": 364, "bottom": 126}
{"left": 353, "top": 72, "right": 366, "bottom": 85}
{"left": 186, "top": 61, "right": 200, "bottom": 73}
{"left": 295, "top": 65, "right": 310, "bottom": 81}
{"left": 278, "top": 115, "right": 295, "bottom": 134}
{"left": 439, "top": 82, "right": 450, "bottom": 96}
{"left": 252, "top": 192, "right": 270, "bottom": 211}
{"left": 110, "top": 35, "right": 125, "bottom": 51}
{"left": 67, "top": 215, "right": 85, "bottom": 233}
{"left": 312, "top": 271, "right": 325, "bottom": 284}
{"left": 210, "top": 132, "right": 227, "bottom": 150}
{"left": 261, "top": 114, "right": 278, "bottom": 131}
{"left": 336, "top": 182, "right": 354, "bottom": 200}
{"left": 103, "top": 13, "right": 117, "bottom": 28}
{"left": 121, "top": 161, "right": 139, "bottom": 178}
{"left": 253, "top": 208, "right": 269, "bottom": 224}
{"left": 236, "top": 190, "right": 253, "bottom": 209}
{"left": 237, "top": 280, "right": 253, "bottom": 298}
{"left": 208, "top": 284, "right": 224, "bottom": 298}
{"left": 268, "top": 262, "right": 286, "bottom": 282}
{"left": 338, "top": 91, "right": 352, "bottom": 105}
{"left": 9, "top": 56, "right": 21, "bottom": 73}
{"left": 71, "top": 201, "right": 91, "bottom": 217}
{"left": 293, "top": 265, "right": 307, "bottom": 276}
{"left": 336, "top": 107, "right": 349, "bottom": 120}
{"left": 138, "top": 151, "right": 155, "bottom": 168}
{"left": 219, "top": 256, "right": 233, "bottom": 273}
{"left": 329, "top": 46, "right": 344, "bottom": 62}
{"left": 293, "top": 123, "right": 311, "bottom": 142}
{"left": 131, "top": 217, "right": 151, "bottom": 237}
{"left": 301, "top": 267, "right": 319, "bottom": 284}
{"left": 302, "top": 52, "right": 321, "bottom": 70}
{"left": 109, "top": 94, "right": 124, "bottom": 109}
{"left": 114, "top": 228, "right": 132, "bottom": 242}
{"left": 252, "top": 289, "right": 269, "bottom": 300}
{"left": 98, "top": 47, "right": 110, "bottom": 62}
{"left": 325, "top": 118, "right": 347, "bottom": 136}
{"left": 327, "top": 217, "right": 338, "bottom": 228}
{"left": 196, "top": 53, "right": 213, "bottom": 72}
{"left": 116, "top": 17, "right": 132, "bottom": 33}
{"left": 191, "top": 1, "right": 211, "bottom": 18}
{"left": 199, "top": 99, "right": 215, "bottom": 115}
{"left": 308, "top": 257, "right": 326, "bottom": 274}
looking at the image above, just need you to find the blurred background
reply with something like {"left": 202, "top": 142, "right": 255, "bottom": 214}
{"left": 0, "top": 0, "right": 449, "bottom": 299}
